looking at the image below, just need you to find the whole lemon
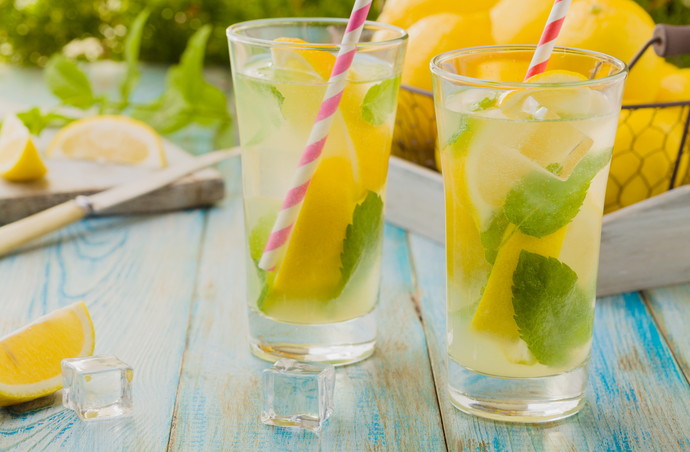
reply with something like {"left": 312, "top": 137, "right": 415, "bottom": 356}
{"left": 490, "top": 0, "right": 553, "bottom": 45}
{"left": 606, "top": 107, "right": 688, "bottom": 212}
{"left": 556, "top": 0, "right": 663, "bottom": 104}
{"left": 657, "top": 66, "right": 690, "bottom": 102}
{"left": 402, "top": 12, "right": 494, "bottom": 91}
{"left": 378, "top": 0, "right": 499, "bottom": 30}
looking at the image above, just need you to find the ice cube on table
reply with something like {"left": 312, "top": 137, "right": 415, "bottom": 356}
{"left": 261, "top": 358, "right": 335, "bottom": 432}
{"left": 61, "top": 355, "right": 133, "bottom": 421}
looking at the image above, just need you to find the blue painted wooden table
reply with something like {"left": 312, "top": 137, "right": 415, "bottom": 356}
{"left": 1, "top": 65, "right": 690, "bottom": 451}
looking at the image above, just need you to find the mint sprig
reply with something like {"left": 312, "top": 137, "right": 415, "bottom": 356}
{"left": 332, "top": 191, "right": 384, "bottom": 298}
{"left": 504, "top": 150, "right": 611, "bottom": 238}
{"left": 16, "top": 11, "right": 233, "bottom": 148}
{"left": 512, "top": 251, "right": 594, "bottom": 367}
{"left": 362, "top": 77, "right": 400, "bottom": 126}
{"left": 235, "top": 78, "right": 285, "bottom": 146}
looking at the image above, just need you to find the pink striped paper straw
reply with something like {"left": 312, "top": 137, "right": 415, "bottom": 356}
{"left": 525, "top": 0, "right": 572, "bottom": 80}
{"left": 258, "top": 0, "right": 373, "bottom": 271}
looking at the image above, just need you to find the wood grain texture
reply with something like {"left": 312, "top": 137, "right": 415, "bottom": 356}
{"left": 407, "top": 234, "right": 690, "bottom": 451}
{"left": 0, "top": 143, "right": 225, "bottom": 226}
{"left": 0, "top": 209, "right": 207, "bottom": 451}
{"left": 166, "top": 158, "right": 446, "bottom": 451}
{"left": 643, "top": 284, "right": 690, "bottom": 382}
{"left": 386, "top": 159, "right": 690, "bottom": 296}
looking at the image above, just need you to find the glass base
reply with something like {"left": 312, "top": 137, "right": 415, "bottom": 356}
{"left": 248, "top": 308, "right": 376, "bottom": 366}
{"left": 448, "top": 359, "right": 588, "bottom": 423}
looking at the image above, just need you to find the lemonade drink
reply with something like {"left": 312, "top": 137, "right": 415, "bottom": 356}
{"left": 228, "top": 19, "right": 407, "bottom": 364}
{"left": 432, "top": 47, "right": 626, "bottom": 421}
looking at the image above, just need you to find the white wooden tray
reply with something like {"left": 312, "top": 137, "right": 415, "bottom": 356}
{"left": 385, "top": 156, "right": 690, "bottom": 296}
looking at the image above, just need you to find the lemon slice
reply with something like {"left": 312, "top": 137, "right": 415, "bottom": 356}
{"left": 0, "top": 301, "right": 95, "bottom": 406}
{"left": 0, "top": 114, "right": 47, "bottom": 182}
{"left": 271, "top": 37, "right": 335, "bottom": 81}
{"left": 47, "top": 116, "right": 166, "bottom": 168}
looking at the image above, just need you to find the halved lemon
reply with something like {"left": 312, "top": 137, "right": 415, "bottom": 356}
{"left": 47, "top": 115, "right": 166, "bottom": 168}
{"left": 0, "top": 301, "right": 95, "bottom": 406}
{"left": 0, "top": 114, "right": 47, "bottom": 182}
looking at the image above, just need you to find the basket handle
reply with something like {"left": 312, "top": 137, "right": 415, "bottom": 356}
{"left": 653, "top": 24, "right": 690, "bottom": 58}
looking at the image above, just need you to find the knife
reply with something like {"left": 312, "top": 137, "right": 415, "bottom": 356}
{"left": 0, "top": 147, "right": 240, "bottom": 258}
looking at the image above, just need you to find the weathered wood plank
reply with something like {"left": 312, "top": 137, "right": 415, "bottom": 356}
{"left": 0, "top": 209, "right": 207, "bottom": 451}
{"left": 407, "top": 234, "right": 690, "bottom": 451}
{"left": 166, "top": 158, "right": 446, "bottom": 451}
{"left": 643, "top": 284, "right": 690, "bottom": 382}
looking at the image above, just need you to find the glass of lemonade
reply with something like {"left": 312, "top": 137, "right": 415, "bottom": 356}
{"left": 431, "top": 46, "right": 626, "bottom": 422}
{"left": 227, "top": 19, "right": 407, "bottom": 365}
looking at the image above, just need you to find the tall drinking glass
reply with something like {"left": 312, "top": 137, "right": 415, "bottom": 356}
{"left": 431, "top": 46, "right": 626, "bottom": 422}
{"left": 227, "top": 19, "right": 407, "bottom": 365}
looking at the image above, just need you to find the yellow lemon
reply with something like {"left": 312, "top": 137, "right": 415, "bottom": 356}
{"left": 0, "top": 114, "right": 47, "bottom": 182}
{"left": 378, "top": 0, "right": 499, "bottom": 30}
{"left": 269, "top": 157, "right": 357, "bottom": 302}
{"left": 606, "top": 106, "right": 687, "bottom": 212}
{"left": 0, "top": 301, "right": 95, "bottom": 406}
{"left": 490, "top": 0, "right": 553, "bottom": 45}
{"left": 657, "top": 66, "right": 690, "bottom": 103}
{"left": 47, "top": 115, "right": 166, "bottom": 168}
{"left": 555, "top": 0, "right": 662, "bottom": 104}
{"left": 403, "top": 12, "right": 494, "bottom": 92}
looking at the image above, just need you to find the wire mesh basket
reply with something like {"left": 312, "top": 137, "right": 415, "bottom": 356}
{"left": 391, "top": 25, "right": 690, "bottom": 214}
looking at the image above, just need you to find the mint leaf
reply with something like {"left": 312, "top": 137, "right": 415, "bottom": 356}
{"left": 512, "top": 251, "right": 594, "bottom": 366}
{"left": 445, "top": 115, "right": 478, "bottom": 149}
{"left": 16, "top": 107, "right": 74, "bottom": 136}
{"left": 480, "top": 211, "right": 510, "bottom": 265}
{"left": 504, "top": 149, "right": 611, "bottom": 237}
{"left": 131, "top": 25, "right": 231, "bottom": 134}
{"left": 362, "top": 77, "right": 400, "bottom": 126}
{"left": 120, "top": 9, "right": 150, "bottom": 106}
{"left": 333, "top": 191, "right": 384, "bottom": 297}
{"left": 44, "top": 54, "right": 96, "bottom": 109}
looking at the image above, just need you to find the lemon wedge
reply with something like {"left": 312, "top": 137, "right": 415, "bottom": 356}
{"left": 0, "top": 114, "right": 47, "bottom": 182}
{"left": 271, "top": 37, "right": 335, "bottom": 81}
{"left": 47, "top": 115, "right": 166, "bottom": 168}
{"left": 0, "top": 301, "right": 95, "bottom": 406}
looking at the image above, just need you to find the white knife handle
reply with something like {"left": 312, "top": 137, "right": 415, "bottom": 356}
{"left": 0, "top": 200, "right": 87, "bottom": 258}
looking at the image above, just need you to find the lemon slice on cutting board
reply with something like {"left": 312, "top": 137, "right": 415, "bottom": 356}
{"left": 47, "top": 115, "right": 167, "bottom": 168}
{"left": 0, "top": 301, "right": 95, "bottom": 406}
{"left": 0, "top": 114, "right": 47, "bottom": 182}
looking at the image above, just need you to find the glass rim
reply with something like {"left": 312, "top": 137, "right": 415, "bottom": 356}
{"left": 430, "top": 45, "right": 628, "bottom": 89}
{"left": 226, "top": 17, "right": 408, "bottom": 50}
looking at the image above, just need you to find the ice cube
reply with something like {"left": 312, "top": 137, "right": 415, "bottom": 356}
{"left": 261, "top": 358, "right": 335, "bottom": 432}
{"left": 62, "top": 355, "right": 133, "bottom": 421}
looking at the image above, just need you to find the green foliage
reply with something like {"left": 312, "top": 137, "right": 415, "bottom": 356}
{"left": 15, "top": 12, "right": 233, "bottom": 146}
{"left": 0, "top": 0, "right": 381, "bottom": 67}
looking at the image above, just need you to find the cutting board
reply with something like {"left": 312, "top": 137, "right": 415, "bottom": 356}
{"left": 386, "top": 156, "right": 690, "bottom": 297}
{"left": 0, "top": 141, "right": 225, "bottom": 226}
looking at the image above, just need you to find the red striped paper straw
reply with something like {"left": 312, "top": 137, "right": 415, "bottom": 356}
{"left": 258, "top": 0, "right": 373, "bottom": 271}
{"left": 525, "top": 0, "right": 572, "bottom": 80}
